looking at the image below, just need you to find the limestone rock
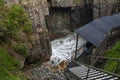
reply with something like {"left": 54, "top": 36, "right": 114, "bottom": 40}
{"left": 4, "top": 0, "right": 52, "bottom": 64}
{"left": 51, "top": 0, "right": 81, "bottom": 7}
{"left": 46, "top": 1, "right": 93, "bottom": 40}
{"left": 93, "top": 0, "right": 117, "bottom": 18}
{"left": 4, "top": 0, "right": 119, "bottom": 67}
{"left": 21, "top": 0, "right": 51, "bottom": 63}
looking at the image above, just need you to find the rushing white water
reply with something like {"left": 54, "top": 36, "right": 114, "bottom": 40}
{"left": 50, "top": 33, "right": 86, "bottom": 66}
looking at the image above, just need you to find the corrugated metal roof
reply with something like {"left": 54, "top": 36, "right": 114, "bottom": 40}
{"left": 75, "top": 14, "right": 120, "bottom": 47}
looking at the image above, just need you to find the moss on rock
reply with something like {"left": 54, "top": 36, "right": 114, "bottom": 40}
{"left": 0, "top": 48, "right": 26, "bottom": 80}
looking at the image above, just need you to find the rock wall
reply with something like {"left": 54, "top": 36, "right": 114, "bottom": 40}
{"left": 46, "top": 0, "right": 93, "bottom": 40}
{"left": 93, "top": 0, "right": 118, "bottom": 18}
{"left": 45, "top": 7, "right": 72, "bottom": 40}
{"left": 50, "top": 0, "right": 81, "bottom": 7}
{"left": 22, "top": 0, "right": 51, "bottom": 63}
{"left": 3, "top": 0, "right": 119, "bottom": 67}
{"left": 71, "top": 1, "right": 93, "bottom": 29}
{"left": 4, "top": 0, "right": 52, "bottom": 66}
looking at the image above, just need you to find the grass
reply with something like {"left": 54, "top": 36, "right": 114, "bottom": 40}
{"left": 0, "top": 0, "right": 32, "bottom": 68}
{"left": 0, "top": 1, "right": 31, "bottom": 79}
{"left": 0, "top": 48, "right": 25, "bottom": 80}
{"left": 103, "top": 60, "right": 118, "bottom": 72}
{"left": 13, "top": 43, "right": 29, "bottom": 57}
{"left": 102, "top": 42, "right": 120, "bottom": 74}
{"left": 0, "top": 0, "right": 32, "bottom": 41}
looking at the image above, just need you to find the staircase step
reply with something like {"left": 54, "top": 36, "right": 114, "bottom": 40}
{"left": 68, "top": 63, "right": 119, "bottom": 80}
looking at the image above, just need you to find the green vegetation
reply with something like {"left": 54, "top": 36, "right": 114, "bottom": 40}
{"left": 6, "top": 4, "right": 32, "bottom": 34}
{"left": 102, "top": 42, "right": 120, "bottom": 74}
{"left": 0, "top": 0, "right": 8, "bottom": 37}
{"left": 13, "top": 43, "right": 29, "bottom": 57}
{"left": 103, "top": 60, "right": 118, "bottom": 72}
{"left": 0, "top": 48, "right": 25, "bottom": 80}
{"left": 76, "top": 0, "right": 80, "bottom": 3}
{"left": 0, "top": 0, "right": 32, "bottom": 58}
{"left": 0, "top": 0, "right": 32, "bottom": 79}
{"left": 0, "top": 0, "right": 32, "bottom": 41}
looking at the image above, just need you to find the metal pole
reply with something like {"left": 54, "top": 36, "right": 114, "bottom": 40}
{"left": 99, "top": 0, "right": 101, "bottom": 17}
{"left": 75, "top": 34, "right": 79, "bottom": 60}
{"left": 86, "top": 68, "right": 90, "bottom": 80}
{"left": 89, "top": 56, "right": 120, "bottom": 60}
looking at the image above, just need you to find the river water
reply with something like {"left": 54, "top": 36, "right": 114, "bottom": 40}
{"left": 50, "top": 33, "right": 86, "bottom": 66}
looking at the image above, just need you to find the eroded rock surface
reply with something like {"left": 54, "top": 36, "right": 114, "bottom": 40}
{"left": 50, "top": 0, "right": 81, "bottom": 7}
{"left": 22, "top": 0, "right": 51, "bottom": 63}
{"left": 93, "top": 0, "right": 118, "bottom": 18}
{"left": 4, "top": 0, "right": 51, "bottom": 66}
{"left": 4, "top": 0, "right": 119, "bottom": 69}
{"left": 46, "top": 0, "right": 93, "bottom": 40}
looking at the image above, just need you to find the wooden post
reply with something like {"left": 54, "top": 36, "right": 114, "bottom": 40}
{"left": 75, "top": 34, "right": 79, "bottom": 60}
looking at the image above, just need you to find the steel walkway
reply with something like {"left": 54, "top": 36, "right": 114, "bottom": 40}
{"left": 67, "top": 61, "right": 120, "bottom": 80}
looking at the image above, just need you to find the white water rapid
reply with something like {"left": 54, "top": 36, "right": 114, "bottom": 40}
{"left": 50, "top": 33, "right": 86, "bottom": 66}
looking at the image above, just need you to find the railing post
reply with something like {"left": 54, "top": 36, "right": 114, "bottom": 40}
{"left": 114, "top": 59, "right": 120, "bottom": 73}
{"left": 75, "top": 34, "right": 79, "bottom": 60}
{"left": 86, "top": 68, "right": 90, "bottom": 80}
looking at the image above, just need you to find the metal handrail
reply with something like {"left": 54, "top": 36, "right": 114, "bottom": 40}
{"left": 74, "top": 61, "right": 120, "bottom": 78}
{"left": 89, "top": 56, "right": 120, "bottom": 74}
{"left": 90, "top": 36, "right": 108, "bottom": 65}
{"left": 89, "top": 56, "right": 120, "bottom": 61}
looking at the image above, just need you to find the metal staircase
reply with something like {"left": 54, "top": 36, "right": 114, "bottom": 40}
{"left": 67, "top": 61, "right": 120, "bottom": 80}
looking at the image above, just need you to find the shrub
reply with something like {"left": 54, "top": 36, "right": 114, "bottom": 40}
{"left": 6, "top": 4, "right": 32, "bottom": 34}
{"left": 13, "top": 43, "right": 29, "bottom": 57}
{"left": 103, "top": 42, "right": 120, "bottom": 74}
{"left": 0, "top": 1, "right": 32, "bottom": 40}
{"left": 0, "top": 0, "right": 8, "bottom": 38}
{"left": 0, "top": 48, "right": 19, "bottom": 80}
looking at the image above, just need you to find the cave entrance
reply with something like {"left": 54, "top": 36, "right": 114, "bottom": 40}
{"left": 45, "top": 7, "right": 72, "bottom": 41}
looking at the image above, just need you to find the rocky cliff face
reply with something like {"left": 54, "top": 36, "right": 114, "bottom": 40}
{"left": 4, "top": 0, "right": 51, "bottom": 67}
{"left": 4, "top": 0, "right": 119, "bottom": 68}
{"left": 93, "top": 0, "right": 118, "bottom": 18}
{"left": 50, "top": 0, "right": 81, "bottom": 7}
{"left": 4, "top": 0, "right": 94, "bottom": 67}
{"left": 46, "top": 0, "right": 93, "bottom": 40}
{"left": 21, "top": 0, "right": 51, "bottom": 63}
